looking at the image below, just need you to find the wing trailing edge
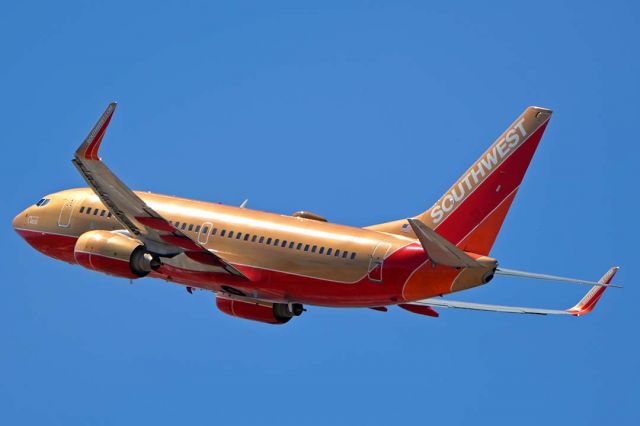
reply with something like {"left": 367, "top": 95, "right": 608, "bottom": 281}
{"left": 408, "top": 267, "right": 618, "bottom": 316}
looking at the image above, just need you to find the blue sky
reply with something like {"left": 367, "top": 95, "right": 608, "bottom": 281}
{"left": 1, "top": 1, "right": 638, "bottom": 424}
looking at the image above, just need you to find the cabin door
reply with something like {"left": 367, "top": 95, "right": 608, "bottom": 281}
{"left": 57, "top": 199, "right": 74, "bottom": 228}
{"left": 368, "top": 242, "right": 391, "bottom": 282}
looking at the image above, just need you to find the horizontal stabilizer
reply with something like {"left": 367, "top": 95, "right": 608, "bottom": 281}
{"left": 407, "top": 218, "right": 481, "bottom": 268}
{"left": 495, "top": 267, "right": 621, "bottom": 288}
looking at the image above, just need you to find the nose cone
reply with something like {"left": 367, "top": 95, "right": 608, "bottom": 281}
{"left": 13, "top": 208, "right": 28, "bottom": 231}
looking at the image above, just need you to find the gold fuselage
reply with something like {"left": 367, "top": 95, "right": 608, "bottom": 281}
{"left": 14, "top": 187, "right": 492, "bottom": 307}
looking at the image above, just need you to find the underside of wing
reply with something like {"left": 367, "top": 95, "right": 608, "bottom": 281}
{"left": 412, "top": 298, "right": 570, "bottom": 315}
{"left": 72, "top": 103, "right": 246, "bottom": 278}
{"left": 409, "top": 267, "right": 618, "bottom": 317}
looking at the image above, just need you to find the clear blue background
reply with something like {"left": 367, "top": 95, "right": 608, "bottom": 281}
{"left": 1, "top": 1, "right": 638, "bottom": 424}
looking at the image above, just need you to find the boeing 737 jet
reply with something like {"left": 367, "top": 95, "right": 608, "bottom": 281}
{"left": 13, "top": 104, "right": 619, "bottom": 324}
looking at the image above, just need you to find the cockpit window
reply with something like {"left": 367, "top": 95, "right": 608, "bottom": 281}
{"left": 35, "top": 198, "right": 51, "bottom": 207}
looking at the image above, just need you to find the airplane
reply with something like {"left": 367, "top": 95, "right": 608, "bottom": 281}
{"left": 12, "top": 103, "right": 619, "bottom": 324}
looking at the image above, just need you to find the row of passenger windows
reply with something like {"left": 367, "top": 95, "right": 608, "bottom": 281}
{"left": 79, "top": 206, "right": 113, "bottom": 218}
{"left": 169, "top": 220, "right": 358, "bottom": 260}
{"left": 76, "top": 206, "right": 357, "bottom": 261}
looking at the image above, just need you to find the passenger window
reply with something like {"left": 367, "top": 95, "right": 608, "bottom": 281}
{"left": 342, "top": 251, "right": 348, "bottom": 258}
{"left": 274, "top": 239, "right": 279, "bottom": 246}
{"left": 335, "top": 249, "right": 340, "bottom": 257}
{"left": 244, "top": 234, "right": 250, "bottom": 241}
{"left": 327, "top": 248, "right": 333, "bottom": 256}
{"left": 188, "top": 224, "right": 194, "bottom": 231}
{"left": 107, "top": 212, "right": 112, "bottom": 218}
{"left": 266, "top": 237, "right": 272, "bottom": 245}
{"left": 212, "top": 228, "right": 217, "bottom": 235}
{"left": 202, "top": 226, "right": 209, "bottom": 234}
{"left": 236, "top": 232, "right": 242, "bottom": 239}
{"left": 220, "top": 230, "right": 226, "bottom": 237}
{"left": 350, "top": 252, "right": 357, "bottom": 260}
{"left": 312, "top": 245, "right": 317, "bottom": 253}
{"left": 174, "top": 221, "right": 180, "bottom": 228}
{"left": 252, "top": 235, "right": 257, "bottom": 242}
{"left": 195, "top": 225, "right": 201, "bottom": 233}
{"left": 100, "top": 210, "right": 106, "bottom": 217}
{"left": 79, "top": 207, "right": 85, "bottom": 213}
{"left": 86, "top": 207, "right": 92, "bottom": 214}
{"left": 93, "top": 209, "right": 98, "bottom": 216}
{"left": 181, "top": 223, "right": 187, "bottom": 230}
{"left": 228, "top": 231, "right": 234, "bottom": 238}
{"left": 259, "top": 236, "right": 264, "bottom": 243}
{"left": 319, "top": 247, "right": 325, "bottom": 254}
{"left": 289, "top": 242, "right": 294, "bottom": 249}
{"left": 281, "top": 240, "right": 287, "bottom": 248}
{"left": 296, "top": 243, "right": 302, "bottom": 250}
{"left": 304, "top": 244, "right": 310, "bottom": 252}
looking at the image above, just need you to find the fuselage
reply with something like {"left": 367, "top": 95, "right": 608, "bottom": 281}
{"left": 13, "top": 187, "right": 493, "bottom": 307}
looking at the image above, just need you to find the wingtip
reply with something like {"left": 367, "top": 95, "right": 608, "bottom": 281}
{"left": 600, "top": 266, "right": 620, "bottom": 284}
{"left": 75, "top": 103, "right": 117, "bottom": 161}
{"left": 567, "top": 267, "right": 619, "bottom": 316}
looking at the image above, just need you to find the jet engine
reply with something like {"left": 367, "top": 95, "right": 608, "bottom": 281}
{"left": 74, "top": 230, "right": 160, "bottom": 279}
{"left": 216, "top": 296, "right": 303, "bottom": 325}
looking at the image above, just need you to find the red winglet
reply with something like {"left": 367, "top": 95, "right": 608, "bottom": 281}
{"left": 75, "top": 102, "right": 117, "bottom": 161}
{"left": 567, "top": 267, "right": 619, "bottom": 316}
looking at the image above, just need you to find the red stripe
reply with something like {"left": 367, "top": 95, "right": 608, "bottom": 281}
{"left": 85, "top": 113, "right": 113, "bottom": 160}
{"left": 184, "top": 251, "right": 225, "bottom": 267}
{"left": 135, "top": 216, "right": 176, "bottom": 232}
{"left": 159, "top": 234, "right": 202, "bottom": 251}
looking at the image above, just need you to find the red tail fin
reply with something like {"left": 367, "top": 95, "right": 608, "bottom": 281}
{"left": 367, "top": 107, "right": 552, "bottom": 255}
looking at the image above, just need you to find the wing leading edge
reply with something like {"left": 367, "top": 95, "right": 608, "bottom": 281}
{"left": 72, "top": 103, "right": 246, "bottom": 278}
{"left": 409, "top": 267, "right": 618, "bottom": 316}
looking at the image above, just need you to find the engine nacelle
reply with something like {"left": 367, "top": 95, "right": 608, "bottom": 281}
{"left": 74, "top": 230, "right": 160, "bottom": 279}
{"left": 215, "top": 297, "right": 303, "bottom": 325}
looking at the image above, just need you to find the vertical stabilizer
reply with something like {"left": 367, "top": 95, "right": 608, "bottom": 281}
{"left": 366, "top": 107, "right": 552, "bottom": 255}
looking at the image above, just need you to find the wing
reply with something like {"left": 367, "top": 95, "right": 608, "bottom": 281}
{"left": 409, "top": 267, "right": 618, "bottom": 316}
{"left": 72, "top": 103, "right": 246, "bottom": 278}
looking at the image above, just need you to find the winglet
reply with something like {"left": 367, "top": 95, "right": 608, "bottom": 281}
{"left": 567, "top": 267, "right": 619, "bottom": 316}
{"left": 407, "top": 218, "right": 482, "bottom": 268}
{"left": 75, "top": 102, "right": 117, "bottom": 161}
